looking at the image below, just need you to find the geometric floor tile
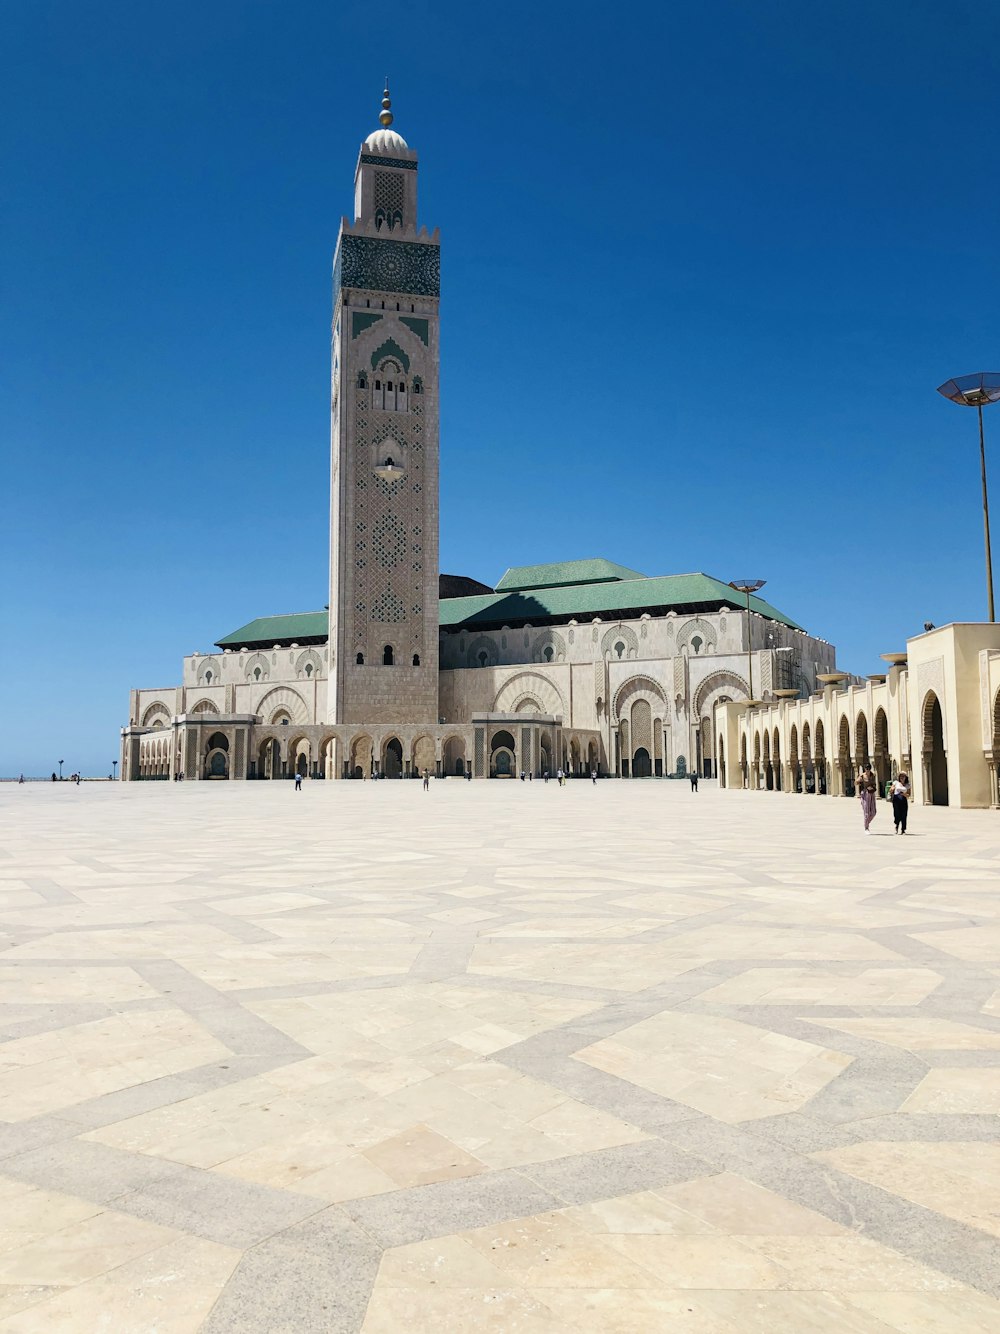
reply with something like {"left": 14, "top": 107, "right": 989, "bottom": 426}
{"left": 2, "top": 782, "right": 1000, "bottom": 1331}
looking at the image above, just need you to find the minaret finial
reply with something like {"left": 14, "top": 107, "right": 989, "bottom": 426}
{"left": 379, "top": 79, "right": 393, "bottom": 128}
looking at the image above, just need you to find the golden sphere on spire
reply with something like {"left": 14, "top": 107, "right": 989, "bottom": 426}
{"left": 379, "top": 82, "right": 393, "bottom": 127}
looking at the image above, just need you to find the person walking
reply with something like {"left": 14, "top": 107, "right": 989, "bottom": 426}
{"left": 294, "top": 771, "right": 303, "bottom": 792}
{"left": 858, "top": 764, "right": 878, "bottom": 833}
{"left": 890, "top": 772, "right": 910, "bottom": 834}
{"left": 422, "top": 768, "right": 430, "bottom": 791}
{"left": 591, "top": 770, "right": 597, "bottom": 784}
{"left": 689, "top": 772, "right": 699, "bottom": 792}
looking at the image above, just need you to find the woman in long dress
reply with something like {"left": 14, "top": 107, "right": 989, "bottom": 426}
{"left": 858, "top": 765, "right": 878, "bottom": 834}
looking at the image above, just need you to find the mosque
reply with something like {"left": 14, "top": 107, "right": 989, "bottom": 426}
{"left": 120, "top": 89, "right": 838, "bottom": 782}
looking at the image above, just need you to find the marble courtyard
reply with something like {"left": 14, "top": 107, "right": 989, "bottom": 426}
{"left": 1, "top": 781, "right": 1000, "bottom": 1332}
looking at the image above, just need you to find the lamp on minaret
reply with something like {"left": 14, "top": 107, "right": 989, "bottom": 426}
{"left": 374, "top": 454, "right": 405, "bottom": 483}
{"left": 380, "top": 79, "right": 393, "bottom": 127}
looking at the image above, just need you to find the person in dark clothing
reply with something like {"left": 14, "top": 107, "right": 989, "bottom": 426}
{"left": 689, "top": 772, "right": 699, "bottom": 792}
{"left": 890, "top": 772, "right": 910, "bottom": 833}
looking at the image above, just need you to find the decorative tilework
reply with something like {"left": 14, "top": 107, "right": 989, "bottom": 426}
{"left": 372, "top": 514, "right": 407, "bottom": 569}
{"left": 399, "top": 315, "right": 429, "bottom": 345}
{"left": 371, "top": 589, "right": 406, "bottom": 623}
{"left": 371, "top": 338, "right": 410, "bottom": 372}
{"left": 336, "top": 235, "right": 440, "bottom": 298}
{"left": 352, "top": 311, "right": 384, "bottom": 338}
{"left": 373, "top": 171, "right": 405, "bottom": 223}
{"left": 359, "top": 153, "right": 417, "bottom": 169}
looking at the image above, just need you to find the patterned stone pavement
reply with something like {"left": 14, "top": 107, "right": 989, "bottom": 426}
{"left": 1, "top": 779, "right": 999, "bottom": 1331}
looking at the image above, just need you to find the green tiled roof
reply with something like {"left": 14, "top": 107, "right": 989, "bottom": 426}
{"left": 495, "top": 558, "right": 645, "bottom": 592}
{"left": 438, "top": 573, "right": 803, "bottom": 631}
{"left": 215, "top": 573, "right": 803, "bottom": 649}
{"left": 215, "top": 611, "right": 329, "bottom": 649}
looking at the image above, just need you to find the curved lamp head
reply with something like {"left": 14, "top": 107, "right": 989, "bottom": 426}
{"left": 937, "top": 372, "right": 1000, "bottom": 408}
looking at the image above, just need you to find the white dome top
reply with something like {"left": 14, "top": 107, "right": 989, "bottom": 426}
{"left": 364, "top": 127, "right": 409, "bottom": 154}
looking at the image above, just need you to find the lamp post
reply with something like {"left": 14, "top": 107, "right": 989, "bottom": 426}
{"left": 112, "top": 760, "right": 118, "bottom": 781}
{"left": 58, "top": 759, "right": 64, "bottom": 781}
{"left": 936, "top": 372, "right": 1000, "bottom": 622}
{"left": 729, "top": 579, "right": 766, "bottom": 701}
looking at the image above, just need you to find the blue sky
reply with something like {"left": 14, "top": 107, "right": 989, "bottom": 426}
{"left": 3, "top": 0, "right": 998, "bottom": 775}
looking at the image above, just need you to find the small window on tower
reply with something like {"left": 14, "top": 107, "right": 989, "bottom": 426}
{"left": 412, "top": 653, "right": 420, "bottom": 666}
{"left": 383, "top": 645, "right": 394, "bottom": 665}
{"left": 374, "top": 379, "right": 381, "bottom": 391}
{"left": 356, "top": 652, "right": 364, "bottom": 665}
{"left": 386, "top": 381, "right": 393, "bottom": 392}
{"left": 413, "top": 382, "right": 421, "bottom": 394}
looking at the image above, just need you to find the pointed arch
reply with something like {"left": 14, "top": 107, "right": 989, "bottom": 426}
{"left": 494, "top": 672, "right": 566, "bottom": 718}
{"left": 254, "top": 686, "right": 308, "bottom": 725}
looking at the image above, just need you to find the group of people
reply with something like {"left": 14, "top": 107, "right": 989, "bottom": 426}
{"left": 857, "top": 765, "right": 910, "bottom": 834}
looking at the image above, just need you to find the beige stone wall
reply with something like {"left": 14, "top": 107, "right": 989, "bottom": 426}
{"left": 718, "top": 622, "right": 1000, "bottom": 810}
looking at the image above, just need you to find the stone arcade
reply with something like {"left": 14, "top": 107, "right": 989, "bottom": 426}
{"left": 120, "top": 90, "right": 837, "bottom": 783}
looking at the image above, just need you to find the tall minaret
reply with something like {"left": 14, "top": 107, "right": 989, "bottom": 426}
{"left": 328, "top": 85, "right": 441, "bottom": 725}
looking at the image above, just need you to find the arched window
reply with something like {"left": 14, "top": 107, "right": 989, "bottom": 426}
{"left": 691, "top": 635, "right": 703, "bottom": 654}
{"left": 356, "top": 652, "right": 364, "bottom": 665}
{"left": 304, "top": 663, "right": 313, "bottom": 677}
{"left": 204, "top": 670, "right": 213, "bottom": 683}
{"left": 374, "top": 379, "right": 381, "bottom": 391}
{"left": 478, "top": 650, "right": 488, "bottom": 667}
{"left": 357, "top": 372, "right": 367, "bottom": 390}
{"left": 412, "top": 653, "right": 420, "bottom": 666}
{"left": 615, "top": 641, "right": 625, "bottom": 659}
{"left": 543, "top": 645, "right": 554, "bottom": 662}
{"left": 383, "top": 645, "right": 394, "bottom": 665}
{"left": 413, "top": 380, "right": 422, "bottom": 395}
{"left": 253, "top": 667, "right": 262, "bottom": 681}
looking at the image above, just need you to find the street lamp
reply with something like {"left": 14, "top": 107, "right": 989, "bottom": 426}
{"left": 729, "top": 579, "right": 766, "bottom": 702}
{"left": 112, "top": 760, "right": 118, "bottom": 781}
{"left": 936, "top": 372, "right": 1000, "bottom": 622}
{"left": 58, "top": 759, "right": 64, "bottom": 781}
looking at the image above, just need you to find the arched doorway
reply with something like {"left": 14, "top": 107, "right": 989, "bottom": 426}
{"left": 258, "top": 736, "right": 280, "bottom": 780}
{"left": 839, "top": 716, "right": 853, "bottom": 795}
{"left": 570, "top": 738, "right": 581, "bottom": 776}
{"left": 540, "top": 730, "right": 553, "bottom": 777}
{"left": 491, "top": 729, "right": 516, "bottom": 778}
{"left": 587, "top": 740, "right": 599, "bottom": 774}
{"left": 873, "top": 708, "right": 889, "bottom": 795}
{"left": 815, "top": 720, "right": 827, "bottom": 794}
{"left": 740, "top": 734, "right": 748, "bottom": 789}
{"left": 205, "top": 732, "right": 229, "bottom": 780}
{"left": 350, "top": 734, "right": 373, "bottom": 779}
{"left": 802, "top": 722, "right": 813, "bottom": 793}
{"left": 762, "top": 731, "right": 773, "bottom": 790}
{"left": 772, "top": 728, "right": 781, "bottom": 791}
{"left": 443, "top": 736, "right": 466, "bottom": 776}
{"left": 630, "top": 699, "right": 652, "bottom": 778}
{"left": 789, "top": 724, "right": 800, "bottom": 793}
{"left": 855, "top": 712, "right": 869, "bottom": 775}
{"left": 382, "top": 737, "right": 403, "bottom": 779}
{"left": 922, "top": 693, "right": 948, "bottom": 806}
{"left": 718, "top": 736, "right": 726, "bottom": 787}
